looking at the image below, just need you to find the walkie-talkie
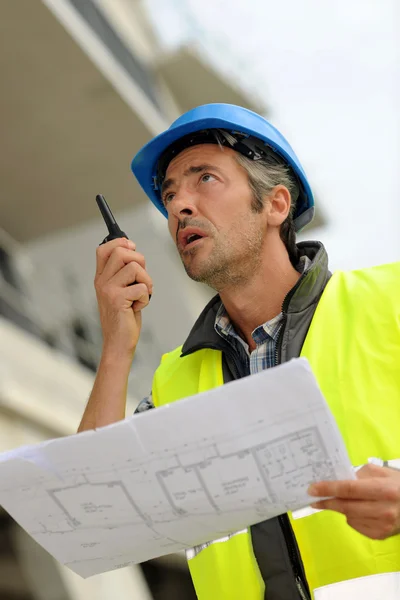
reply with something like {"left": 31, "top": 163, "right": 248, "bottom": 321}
{"left": 96, "top": 194, "right": 151, "bottom": 299}
{"left": 96, "top": 194, "right": 129, "bottom": 244}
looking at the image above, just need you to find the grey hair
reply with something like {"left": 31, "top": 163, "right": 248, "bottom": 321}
{"left": 213, "top": 130, "right": 300, "bottom": 265}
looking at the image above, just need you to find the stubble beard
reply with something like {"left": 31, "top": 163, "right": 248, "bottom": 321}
{"left": 181, "top": 220, "right": 264, "bottom": 291}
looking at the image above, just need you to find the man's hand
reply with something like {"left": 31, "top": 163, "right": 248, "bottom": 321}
{"left": 308, "top": 463, "right": 400, "bottom": 540}
{"left": 95, "top": 238, "right": 153, "bottom": 357}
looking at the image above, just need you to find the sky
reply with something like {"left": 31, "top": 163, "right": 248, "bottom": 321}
{"left": 144, "top": 0, "right": 399, "bottom": 270}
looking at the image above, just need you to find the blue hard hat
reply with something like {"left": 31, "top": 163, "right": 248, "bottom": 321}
{"left": 131, "top": 103, "right": 314, "bottom": 231}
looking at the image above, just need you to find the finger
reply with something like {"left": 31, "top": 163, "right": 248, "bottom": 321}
{"left": 311, "top": 498, "right": 393, "bottom": 521}
{"left": 95, "top": 238, "right": 136, "bottom": 276}
{"left": 308, "top": 478, "right": 400, "bottom": 502}
{"left": 99, "top": 247, "right": 146, "bottom": 283}
{"left": 125, "top": 282, "right": 151, "bottom": 312}
{"left": 112, "top": 262, "right": 153, "bottom": 292}
{"left": 357, "top": 464, "right": 390, "bottom": 479}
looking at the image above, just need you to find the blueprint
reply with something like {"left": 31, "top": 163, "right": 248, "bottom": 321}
{"left": 0, "top": 358, "right": 354, "bottom": 578}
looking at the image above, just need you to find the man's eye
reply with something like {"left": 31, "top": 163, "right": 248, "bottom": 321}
{"left": 201, "top": 173, "right": 215, "bottom": 183}
{"left": 163, "top": 192, "right": 175, "bottom": 206}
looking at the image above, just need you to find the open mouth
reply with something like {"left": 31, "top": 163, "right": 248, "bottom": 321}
{"left": 185, "top": 233, "right": 204, "bottom": 247}
{"left": 178, "top": 227, "right": 208, "bottom": 251}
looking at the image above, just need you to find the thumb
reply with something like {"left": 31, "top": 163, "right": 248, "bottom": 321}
{"left": 356, "top": 463, "right": 389, "bottom": 480}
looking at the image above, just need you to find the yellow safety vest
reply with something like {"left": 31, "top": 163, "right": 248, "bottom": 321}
{"left": 152, "top": 262, "right": 400, "bottom": 599}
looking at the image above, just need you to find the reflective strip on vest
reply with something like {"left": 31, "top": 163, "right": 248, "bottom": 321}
{"left": 314, "top": 572, "right": 400, "bottom": 599}
{"left": 186, "top": 529, "right": 248, "bottom": 560}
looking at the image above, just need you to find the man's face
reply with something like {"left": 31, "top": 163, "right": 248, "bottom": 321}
{"left": 162, "top": 144, "right": 268, "bottom": 290}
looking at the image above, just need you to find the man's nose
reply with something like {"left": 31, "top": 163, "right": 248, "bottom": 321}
{"left": 170, "top": 189, "right": 199, "bottom": 219}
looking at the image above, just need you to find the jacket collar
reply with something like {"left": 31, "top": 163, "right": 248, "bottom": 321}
{"left": 181, "top": 240, "right": 330, "bottom": 357}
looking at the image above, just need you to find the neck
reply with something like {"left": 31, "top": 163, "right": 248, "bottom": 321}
{"left": 219, "top": 245, "right": 301, "bottom": 351}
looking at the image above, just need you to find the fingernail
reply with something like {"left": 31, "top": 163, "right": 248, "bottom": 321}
{"left": 308, "top": 484, "right": 318, "bottom": 496}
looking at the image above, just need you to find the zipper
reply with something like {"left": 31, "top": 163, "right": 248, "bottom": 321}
{"left": 296, "top": 576, "right": 309, "bottom": 600}
{"left": 274, "top": 313, "right": 287, "bottom": 366}
{"left": 278, "top": 514, "right": 311, "bottom": 599}
{"left": 274, "top": 265, "right": 309, "bottom": 366}
{"left": 275, "top": 271, "right": 312, "bottom": 600}
{"left": 226, "top": 350, "right": 243, "bottom": 379}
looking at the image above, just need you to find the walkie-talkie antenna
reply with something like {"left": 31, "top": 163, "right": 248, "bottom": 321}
{"left": 96, "top": 194, "right": 128, "bottom": 242}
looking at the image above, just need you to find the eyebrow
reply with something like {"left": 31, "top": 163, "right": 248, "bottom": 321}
{"left": 161, "top": 164, "right": 222, "bottom": 196}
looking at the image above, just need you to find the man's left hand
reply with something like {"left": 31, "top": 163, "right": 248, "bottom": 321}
{"left": 308, "top": 463, "right": 400, "bottom": 540}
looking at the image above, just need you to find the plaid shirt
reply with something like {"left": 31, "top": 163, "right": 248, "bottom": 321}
{"left": 214, "top": 305, "right": 283, "bottom": 375}
{"left": 135, "top": 256, "right": 310, "bottom": 413}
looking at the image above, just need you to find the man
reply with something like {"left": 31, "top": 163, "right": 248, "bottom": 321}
{"left": 79, "top": 104, "right": 400, "bottom": 600}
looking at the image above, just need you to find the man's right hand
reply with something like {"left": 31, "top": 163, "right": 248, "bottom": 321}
{"left": 94, "top": 238, "right": 153, "bottom": 357}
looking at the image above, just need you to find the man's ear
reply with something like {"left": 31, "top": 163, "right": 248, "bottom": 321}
{"left": 266, "top": 185, "right": 291, "bottom": 227}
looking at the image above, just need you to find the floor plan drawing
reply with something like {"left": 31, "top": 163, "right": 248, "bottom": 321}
{"left": 0, "top": 358, "right": 354, "bottom": 577}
